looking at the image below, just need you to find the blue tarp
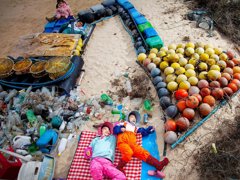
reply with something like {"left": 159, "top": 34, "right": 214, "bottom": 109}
{"left": 141, "top": 131, "right": 162, "bottom": 180}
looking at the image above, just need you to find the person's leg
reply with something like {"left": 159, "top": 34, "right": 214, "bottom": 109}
{"left": 90, "top": 158, "right": 104, "bottom": 180}
{"left": 145, "top": 155, "right": 169, "bottom": 171}
{"left": 132, "top": 144, "right": 150, "bottom": 161}
{"left": 132, "top": 144, "right": 169, "bottom": 171}
{"left": 102, "top": 158, "right": 126, "bottom": 180}
{"left": 117, "top": 143, "right": 133, "bottom": 173}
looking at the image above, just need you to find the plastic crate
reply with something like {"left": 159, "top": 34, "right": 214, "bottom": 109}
{"left": 117, "top": 0, "right": 128, "bottom": 5}
{"left": 143, "top": 28, "right": 158, "bottom": 38}
{"left": 129, "top": 8, "right": 141, "bottom": 18}
{"left": 138, "top": 22, "right": 152, "bottom": 32}
{"left": 146, "top": 36, "right": 164, "bottom": 49}
{"left": 122, "top": 1, "right": 134, "bottom": 10}
{"left": 134, "top": 16, "right": 147, "bottom": 25}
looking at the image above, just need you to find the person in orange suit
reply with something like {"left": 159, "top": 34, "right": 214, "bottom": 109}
{"left": 113, "top": 111, "right": 169, "bottom": 176}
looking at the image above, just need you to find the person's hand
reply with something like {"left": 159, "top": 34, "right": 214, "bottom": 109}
{"left": 121, "top": 127, "right": 126, "bottom": 132}
{"left": 147, "top": 126, "right": 155, "bottom": 133}
{"left": 86, "top": 150, "right": 91, "bottom": 156}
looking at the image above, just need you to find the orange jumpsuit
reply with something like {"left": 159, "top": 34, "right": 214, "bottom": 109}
{"left": 116, "top": 122, "right": 150, "bottom": 162}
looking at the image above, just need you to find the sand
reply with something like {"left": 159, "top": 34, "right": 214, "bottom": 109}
{"left": 0, "top": 0, "right": 240, "bottom": 179}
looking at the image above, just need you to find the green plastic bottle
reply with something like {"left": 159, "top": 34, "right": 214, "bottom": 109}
{"left": 39, "top": 124, "right": 47, "bottom": 136}
{"left": 26, "top": 109, "right": 37, "bottom": 123}
{"left": 101, "top": 94, "right": 113, "bottom": 105}
{"left": 111, "top": 109, "right": 121, "bottom": 114}
{"left": 143, "top": 100, "right": 153, "bottom": 111}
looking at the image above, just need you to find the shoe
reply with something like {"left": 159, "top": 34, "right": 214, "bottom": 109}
{"left": 146, "top": 156, "right": 169, "bottom": 171}
{"left": 148, "top": 170, "right": 165, "bottom": 178}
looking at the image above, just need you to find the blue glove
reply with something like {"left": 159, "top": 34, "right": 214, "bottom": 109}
{"left": 146, "top": 126, "right": 155, "bottom": 134}
{"left": 137, "top": 127, "right": 149, "bottom": 137}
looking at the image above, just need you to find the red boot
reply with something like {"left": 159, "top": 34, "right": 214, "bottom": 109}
{"left": 146, "top": 156, "right": 169, "bottom": 171}
{"left": 117, "top": 159, "right": 128, "bottom": 174}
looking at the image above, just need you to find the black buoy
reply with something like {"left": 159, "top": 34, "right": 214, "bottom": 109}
{"left": 160, "top": 96, "right": 172, "bottom": 110}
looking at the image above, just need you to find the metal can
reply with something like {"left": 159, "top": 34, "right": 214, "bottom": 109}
{"left": 143, "top": 113, "right": 148, "bottom": 124}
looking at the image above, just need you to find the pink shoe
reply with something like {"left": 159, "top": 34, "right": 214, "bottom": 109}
{"left": 148, "top": 170, "right": 165, "bottom": 178}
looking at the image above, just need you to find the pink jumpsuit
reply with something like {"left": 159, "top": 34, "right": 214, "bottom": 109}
{"left": 90, "top": 157, "right": 126, "bottom": 180}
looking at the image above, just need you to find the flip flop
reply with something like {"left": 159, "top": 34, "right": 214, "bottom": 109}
{"left": 148, "top": 170, "right": 165, "bottom": 179}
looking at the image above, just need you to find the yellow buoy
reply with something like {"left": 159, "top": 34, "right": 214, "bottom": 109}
{"left": 167, "top": 81, "right": 178, "bottom": 92}
{"left": 176, "top": 74, "right": 188, "bottom": 84}
{"left": 185, "top": 64, "right": 195, "bottom": 70}
{"left": 198, "top": 62, "right": 208, "bottom": 71}
{"left": 138, "top": 53, "right": 147, "bottom": 62}
{"left": 164, "top": 67, "right": 175, "bottom": 76}
{"left": 185, "top": 47, "right": 195, "bottom": 57}
{"left": 179, "top": 80, "right": 191, "bottom": 90}
{"left": 186, "top": 42, "right": 195, "bottom": 49}
{"left": 159, "top": 61, "right": 169, "bottom": 71}
{"left": 210, "top": 65, "right": 221, "bottom": 71}
{"left": 188, "top": 76, "right": 198, "bottom": 86}
{"left": 200, "top": 53, "right": 209, "bottom": 61}
{"left": 185, "top": 69, "right": 196, "bottom": 78}
{"left": 150, "top": 48, "right": 158, "bottom": 54}
{"left": 175, "top": 67, "right": 186, "bottom": 75}
{"left": 166, "top": 74, "right": 177, "bottom": 83}
{"left": 198, "top": 71, "right": 208, "bottom": 80}
{"left": 219, "top": 53, "right": 228, "bottom": 61}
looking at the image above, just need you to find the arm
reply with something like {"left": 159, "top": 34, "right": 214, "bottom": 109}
{"left": 137, "top": 126, "right": 155, "bottom": 137}
{"left": 113, "top": 125, "right": 125, "bottom": 135}
{"left": 67, "top": 5, "right": 73, "bottom": 16}
{"left": 84, "top": 138, "right": 96, "bottom": 159}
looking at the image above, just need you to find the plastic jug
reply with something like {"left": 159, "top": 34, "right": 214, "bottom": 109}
{"left": 58, "top": 138, "right": 67, "bottom": 156}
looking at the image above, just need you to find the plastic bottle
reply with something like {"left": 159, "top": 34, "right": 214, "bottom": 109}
{"left": 59, "top": 121, "right": 67, "bottom": 132}
{"left": 143, "top": 114, "right": 148, "bottom": 124}
{"left": 92, "top": 99, "right": 101, "bottom": 110}
{"left": 26, "top": 109, "right": 37, "bottom": 124}
{"left": 39, "top": 124, "right": 47, "bottom": 136}
{"left": 143, "top": 99, "right": 153, "bottom": 111}
{"left": 5, "top": 89, "right": 18, "bottom": 103}
{"left": 58, "top": 138, "right": 68, "bottom": 156}
{"left": 125, "top": 79, "right": 132, "bottom": 95}
{"left": 100, "top": 94, "right": 113, "bottom": 105}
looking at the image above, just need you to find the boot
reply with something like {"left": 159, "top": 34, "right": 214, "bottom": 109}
{"left": 146, "top": 156, "right": 169, "bottom": 171}
{"left": 117, "top": 159, "right": 128, "bottom": 174}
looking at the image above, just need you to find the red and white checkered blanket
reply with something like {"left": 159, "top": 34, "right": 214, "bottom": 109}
{"left": 67, "top": 131, "right": 142, "bottom": 180}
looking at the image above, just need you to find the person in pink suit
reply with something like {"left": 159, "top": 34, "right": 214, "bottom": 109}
{"left": 84, "top": 122, "right": 126, "bottom": 180}
{"left": 46, "top": 0, "right": 73, "bottom": 22}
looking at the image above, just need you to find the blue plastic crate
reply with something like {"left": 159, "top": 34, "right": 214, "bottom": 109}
{"left": 144, "top": 28, "right": 158, "bottom": 38}
{"left": 134, "top": 16, "right": 147, "bottom": 25}
{"left": 129, "top": 8, "right": 141, "bottom": 18}
{"left": 122, "top": 2, "right": 134, "bottom": 10}
{"left": 117, "top": 0, "right": 128, "bottom": 5}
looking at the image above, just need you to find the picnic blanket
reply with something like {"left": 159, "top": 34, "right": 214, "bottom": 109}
{"left": 67, "top": 131, "right": 142, "bottom": 180}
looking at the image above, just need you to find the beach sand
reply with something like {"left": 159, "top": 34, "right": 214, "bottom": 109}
{"left": 0, "top": 0, "right": 239, "bottom": 179}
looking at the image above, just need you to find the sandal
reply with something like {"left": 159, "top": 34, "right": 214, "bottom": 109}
{"left": 148, "top": 170, "right": 165, "bottom": 178}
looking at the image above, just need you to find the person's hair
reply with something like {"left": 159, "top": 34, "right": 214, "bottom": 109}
{"left": 56, "top": 0, "right": 66, "bottom": 8}
{"left": 102, "top": 125, "right": 110, "bottom": 131}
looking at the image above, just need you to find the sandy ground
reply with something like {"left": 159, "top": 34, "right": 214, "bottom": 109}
{"left": 0, "top": 0, "right": 240, "bottom": 179}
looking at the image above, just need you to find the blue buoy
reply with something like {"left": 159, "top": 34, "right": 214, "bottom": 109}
{"left": 156, "top": 82, "right": 167, "bottom": 90}
{"left": 153, "top": 76, "right": 163, "bottom": 85}
{"left": 137, "top": 46, "right": 146, "bottom": 54}
{"left": 157, "top": 88, "right": 170, "bottom": 98}
{"left": 165, "top": 105, "right": 178, "bottom": 118}
{"left": 151, "top": 68, "right": 161, "bottom": 78}
{"left": 160, "top": 96, "right": 172, "bottom": 110}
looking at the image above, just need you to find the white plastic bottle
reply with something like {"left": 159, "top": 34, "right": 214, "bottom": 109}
{"left": 125, "top": 79, "right": 132, "bottom": 95}
{"left": 58, "top": 138, "right": 67, "bottom": 156}
{"left": 59, "top": 121, "right": 67, "bottom": 132}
